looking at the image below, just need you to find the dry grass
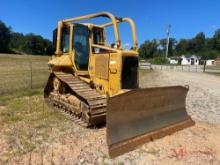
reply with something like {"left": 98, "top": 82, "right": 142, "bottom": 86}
{"left": 206, "top": 65, "right": 220, "bottom": 70}
{"left": 0, "top": 54, "right": 50, "bottom": 95}
{"left": 0, "top": 89, "right": 76, "bottom": 164}
{"left": 0, "top": 54, "right": 50, "bottom": 62}
{"left": 205, "top": 72, "right": 220, "bottom": 76}
{"left": 205, "top": 65, "right": 220, "bottom": 76}
{"left": 0, "top": 54, "right": 70, "bottom": 163}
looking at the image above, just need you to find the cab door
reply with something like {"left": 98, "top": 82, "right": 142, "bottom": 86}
{"left": 72, "top": 25, "right": 90, "bottom": 71}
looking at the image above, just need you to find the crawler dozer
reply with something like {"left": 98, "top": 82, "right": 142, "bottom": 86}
{"left": 44, "top": 12, "right": 194, "bottom": 157}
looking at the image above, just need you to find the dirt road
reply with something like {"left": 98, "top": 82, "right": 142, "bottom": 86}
{"left": 140, "top": 70, "right": 220, "bottom": 124}
{"left": 6, "top": 71, "right": 220, "bottom": 164}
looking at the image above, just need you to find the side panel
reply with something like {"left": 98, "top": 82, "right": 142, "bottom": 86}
{"left": 90, "top": 53, "right": 110, "bottom": 94}
{"left": 108, "top": 52, "right": 122, "bottom": 96}
{"left": 95, "top": 55, "right": 109, "bottom": 80}
{"left": 89, "top": 52, "right": 122, "bottom": 96}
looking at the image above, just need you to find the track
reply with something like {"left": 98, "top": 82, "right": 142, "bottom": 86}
{"left": 44, "top": 72, "right": 107, "bottom": 127}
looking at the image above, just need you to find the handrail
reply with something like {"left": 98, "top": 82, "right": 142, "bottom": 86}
{"left": 92, "top": 44, "right": 118, "bottom": 53}
{"left": 55, "top": 12, "right": 121, "bottom": 55}
{"left": 101, "top": 17, "right": 138, "bottom": 51}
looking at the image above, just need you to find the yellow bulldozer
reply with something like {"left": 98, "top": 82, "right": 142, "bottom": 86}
{"left": 44, "top": 12, "right": 194, "bottom": 158}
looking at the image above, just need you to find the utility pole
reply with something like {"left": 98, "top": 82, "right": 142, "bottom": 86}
{"left": 165, "top": 24, "right": 171, "bottom": 58}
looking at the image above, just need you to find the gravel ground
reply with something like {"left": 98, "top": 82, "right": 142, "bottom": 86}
{"left": 139, "top": 70, "right": 220, "bottom": 124}
{"left": 6, "top": 70, "right": 220, "bottom": 164}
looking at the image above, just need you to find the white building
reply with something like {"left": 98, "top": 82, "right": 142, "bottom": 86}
{"left": 206, "top": 60, "right": 215, "bottom": 66}
{"left": 168, "top": 58, "right": 178, "bottom": 64}
{"left": 181, "top": 55, "right": 201, "bottom": 65}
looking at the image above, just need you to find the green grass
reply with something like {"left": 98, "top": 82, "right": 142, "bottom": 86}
{"left": 0, "top": 54, "right": 60, "bottom": 163}
{"left": 0, "top": 89, "right": 43, "bottom": 106}
{"left": 0, "top": 54, "right": 50, "bottom": 95}
{"left": 0, "top": 89, "right": 76, "bottom": 164}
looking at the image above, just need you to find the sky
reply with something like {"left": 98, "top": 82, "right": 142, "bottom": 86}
{"left": 1, "top": 0, "right": 220, "bottom": 46}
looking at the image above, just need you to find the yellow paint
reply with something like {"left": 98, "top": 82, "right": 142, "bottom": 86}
{"left": 48, "top": 12, "right": 138, "bottom": 97}
{"left": 48, "top": 55, "right": 72, "bottom": 67}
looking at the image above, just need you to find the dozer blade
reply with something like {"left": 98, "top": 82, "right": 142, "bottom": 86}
{"left": 107, "top": 86, "right": 194, "bottom": 158}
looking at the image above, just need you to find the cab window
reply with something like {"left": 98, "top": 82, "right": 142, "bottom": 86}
{"left": 93, "top": 28, "right": 108, "bottom": 54}
{"left": 73, "top": 25, "right": 89, "bottom": 70}
{"left": 61, "top": 27, "right": 70, "bottom": 53}
{"left": 93, "top": 28, "right": 104, "bottom": 45}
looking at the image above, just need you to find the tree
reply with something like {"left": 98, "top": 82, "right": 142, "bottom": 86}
{"left": 212, "top": 29, "right": 220, "bottom": 51}
{"left": 191, "top": 32, "right": 206, "bottom": 52}
{"left": 0, "top": 20, "right": 11, "bottom": 52}
{"left": 175, "top": 33, "right": 205, "bottom": 55}
{"left": 176, "top": 39, "right": 188, "bottom": 55}
{"left": 139, "top": 40, "right": 159, "bottom": 59}
{"left": 205, "top": 38, "right": 215, "bottom": 50}
{"left": 0, "top": 20, "right": 53, "bottom": 55}
{"left": 44, "top": 39, "right": 53, "bottom": 55}
{"left": 10, "top": 32, "right": 25, "bottom": 52}
{"left": 159, "top": 38, "right": 177, "bottom": 57}
{"left": 22, "top": 33, "right": 53, "bottom": 55}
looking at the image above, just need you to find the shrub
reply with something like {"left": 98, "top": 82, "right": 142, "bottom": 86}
{"left": 149, "top": 56, "right": 169, "bottom": 65}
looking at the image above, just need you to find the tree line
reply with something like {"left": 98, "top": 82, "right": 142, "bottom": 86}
{"left": 0, "top": 20, "right": 53, "bottom": 55}
{"left": 139, "top": 30, "right": 220, "bottom": 60}
{"left": 1, "top": 19, "right": 220, "bottom": 58}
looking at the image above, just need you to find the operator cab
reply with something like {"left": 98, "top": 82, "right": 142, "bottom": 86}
{"left": 53, "top": 24, "right": 106, "bottom": 71}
